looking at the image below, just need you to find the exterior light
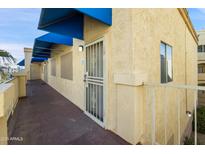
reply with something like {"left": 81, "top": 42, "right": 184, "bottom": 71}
{"left": 186, "top": 111, "right": 192, "bottom": 117}
{"left": 79, "top": 45, "right": 84, "bottom": 52}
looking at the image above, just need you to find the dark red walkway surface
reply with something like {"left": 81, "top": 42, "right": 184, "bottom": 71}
{"left": 8, "top": 80, "right": 129, "bottom": 145}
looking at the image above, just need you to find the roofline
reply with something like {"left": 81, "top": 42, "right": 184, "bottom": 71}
{"left": 197, "top": 30, "right": 205, "bottom": 32}
{"left": 178, "top": 8, "right": 198, "bottom": 44}
{"left": 197, "top": 30, "right": 205, "bottom": 34}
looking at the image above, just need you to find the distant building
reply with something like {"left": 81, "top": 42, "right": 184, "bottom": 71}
{"left": 197, "top": 30, "right": 205, "bottom": 106}
{"left": 197, "top": 30, "right": 205, "bottom": 85}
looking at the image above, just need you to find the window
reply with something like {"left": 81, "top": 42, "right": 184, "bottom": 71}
{"left": 60, "top": 52, "right": 73, "bottom": 80}
{"left": 160, "top": 42, "right": 173, "bottom": 83}
{"left": 198, "top": 65, "right": 205, "bottom": 73}
{"left": 51, "top": 58, "right": 56, "bottom": 76}
{"left": 199, "top": 66, "right": 203, "bottom": 73}
{"left": 198, "top": 45, "right": 205, "bottom": 52}
{"left": 198, "top": 45, "right": 202, "bottom": 52}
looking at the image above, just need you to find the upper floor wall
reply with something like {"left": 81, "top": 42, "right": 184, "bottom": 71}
{"left": 133, "top": 9, "right": 197, "bottom": 85}
{"left": 83, "top": 9, "right": 197, "bottom": 85}
{"left": 197, "top": 30, "right": 205, "bottom": 45}
{"left": 198, "top": 52, "right": 205, "bottom": 62}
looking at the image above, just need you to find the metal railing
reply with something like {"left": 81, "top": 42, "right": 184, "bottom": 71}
{"left": 143, "top": 82, "right": 204, "bottom": 145}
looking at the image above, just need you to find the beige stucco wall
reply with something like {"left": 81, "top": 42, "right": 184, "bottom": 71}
{"left": 40, "top": 63, "right": 44, "bottom": 81}
{"left": 198, "top": 73, "right": 205, "bottom": 84}
{"left": 24, "top": 48, "right": 32, "bottom": 80}
{"left": 30, "top": 63, "right": 41, "bottom": 80}
{"left": 0, "top": 82, "right": 14, "bottom": 144}
{"left": 0, "top": 76, "right": 26, "bottom": 144}
{"left": 0, "top": 117, "right": 7, "bottom": 144}
{"left": 41, "top": 62, "right": 48, "bottom": 82}
{"left": 197, "top": 30, "right": 205, "bottom": 45}
{"left": 24, "top": 48, "right": 42, "bottom": 82}
{"left": 41, "top": 9, "right": 197, "bottom": 144}
{"left": 84, "top": 8, "right": 197, "bottom": 144}
{"left": 13, "top": 72, "right": 27, "bottom": 98}
{"left": 198, "top": 73, "right": 205, "bottom": 81}
{"left": 0, "top": 83, "right": 14, "bottom": 118}
{"left": 198, "top": 52, "right": 205, "bottom": 61}
{"left": 43, "top": 39, "right": 85, "bottom": 110}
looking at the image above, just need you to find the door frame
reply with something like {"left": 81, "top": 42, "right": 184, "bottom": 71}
{"left": 84, "top": 37, "right": 106, "bottom": 128}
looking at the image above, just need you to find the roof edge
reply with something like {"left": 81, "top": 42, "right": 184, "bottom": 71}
{"left": 178, "top": 8, "right": 198, "bottom": 44}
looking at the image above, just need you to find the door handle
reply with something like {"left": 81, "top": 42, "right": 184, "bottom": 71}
{"left": 84, "top": 72, "right": 88, "bottom": 82}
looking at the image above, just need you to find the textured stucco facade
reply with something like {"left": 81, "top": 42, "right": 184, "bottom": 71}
{"left": 24, "top": 48, "right": 32, "bottom": 80}
{"left": 30, "top": 63, "right": 41, "bottom": 80}
{"left": 0, "top": 75, "right": 26, "bottom": 144}
{"left": 197, "top": 30, "right": 205, "bottom": 85}
{"left": 39, "top": 9, "right": 197, "bottom": 144}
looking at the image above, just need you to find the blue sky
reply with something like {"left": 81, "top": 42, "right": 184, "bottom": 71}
{"left": 0, "top": 8, "right": 205, "bottom": 63}
{"left": 188, "top": 8, "right": 205, "bottom": 30}
{"left": 0, "top": 9, "right": 45, "bottom": 62}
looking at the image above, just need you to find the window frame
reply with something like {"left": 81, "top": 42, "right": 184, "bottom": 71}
{"left": 198, "top": 45, "right": 202, "bottom": 52}
{"left": 198, "top": 45, "right": 205, "bottom": 52}
{"left": 50, "top": 58, "right": 56, "bottom": 76}
{"left": 198, "top": 64, "right": 205, "bottom": 73}
{"left": 160, "top": 41, "right": 173, "bottom": 84}
{"left": 60, "top": 51, "right": 73, "bottom": 80}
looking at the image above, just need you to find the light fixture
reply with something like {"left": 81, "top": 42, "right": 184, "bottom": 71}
{"left": 186, "top": 111, "right": 192, "bottom": 117}
{"left": 78, "top": 45, "right": 84, "bottom": 52}
{"left": 185, "top": 92, "right": 192, "bottom": 118}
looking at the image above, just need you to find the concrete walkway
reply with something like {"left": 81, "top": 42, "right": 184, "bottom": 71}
{"left": 8, "top": 80, "right": 129, "bottom": 145}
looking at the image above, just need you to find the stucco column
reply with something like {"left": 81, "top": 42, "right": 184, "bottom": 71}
{"left": 0, "top": 117, "right": 7, "bottom": 144}
{"left": 13, "top": 72, "right": 27, "bottom": 98}
{"left": 24, "top": 48, "right": 32, "bottom": 80}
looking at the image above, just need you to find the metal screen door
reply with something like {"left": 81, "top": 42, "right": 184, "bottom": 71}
{"left": 85, "top": 39, "right": 104, "bottom": 125}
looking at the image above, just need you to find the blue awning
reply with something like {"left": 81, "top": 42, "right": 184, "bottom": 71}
{"left": 17, "top": 59, "right": 25, "bottom": 66}
{"left": 38, "top": 8, "right": 112, "bottom": 39}
{"left": 33, "top": 33, "right": 73, "bottom": 58}
{"left": 31, "top": 57, "right": 48, "bottom": 63}
{"left": 17, "top": 57, "right": 47, "bottom": 66}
